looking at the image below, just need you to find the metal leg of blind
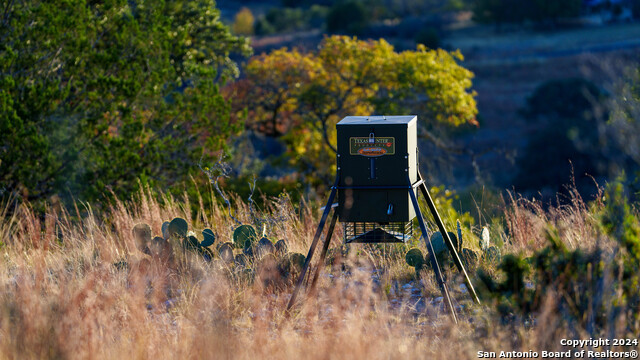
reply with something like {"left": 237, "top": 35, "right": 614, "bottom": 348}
{"left": 408, "top": 175, "right": 458, "bottom": 324}
{"left": 417, "top": 172, "right": 481, "bottom": 305}
{"left": 309, "top": 210, "right": 339, "bottom": 294}
{"left": 287, "top": 185, "right": 338, "bottom": 312}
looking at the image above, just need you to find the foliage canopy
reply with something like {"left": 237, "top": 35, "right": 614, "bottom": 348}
{"left": 232, "top": 7, "right": 255, "bottom": 35}
{"left": 472, "top": 0, "right": 582, "bottom": 26}
{"left": 513, "top": 78, "right": 609, "bottom": 196}
{"left": 0, "top": 0, "right": 251, "bottom": 206}
{"left": 228, "top": 35, "right": 477, "bottom": 185}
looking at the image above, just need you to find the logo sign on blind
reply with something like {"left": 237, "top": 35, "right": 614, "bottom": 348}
{"left": 349, "top": 137, "right": 395, "bottom": 157}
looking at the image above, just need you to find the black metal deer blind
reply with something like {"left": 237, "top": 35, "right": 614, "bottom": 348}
{"left": 287, "top": 115, "right": 480, "bottom": 323}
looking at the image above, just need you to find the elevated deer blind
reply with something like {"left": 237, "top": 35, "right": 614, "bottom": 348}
{"left": 287, "top": 115, "right": 480, "bottom": 323}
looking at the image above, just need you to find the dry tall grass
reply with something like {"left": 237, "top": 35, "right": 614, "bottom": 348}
{"left": 0, "top": 186, "right": 634, "bottom": 359}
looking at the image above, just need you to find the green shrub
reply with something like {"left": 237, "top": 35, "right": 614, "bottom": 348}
{"left": 414, "top": 28, "right": 440, "bottom": 49}
{"left": 254, "top": 5, "right": 328, "bottom": 35}
{"left": 514, "top": 78, "right": 609, "bottom": 196}
{"left": 307, "top": 5, "right": 330, "bottom": 28}
{"left": 521, "top": 78, "right": 604, "bottom": 120}
{"left": 254, "top": 17, "right": 276, "bottom": 35}
{"left": 600, "top": 179, "right": 640, "bottom": 262}
{"left": 423, "top": 186, "right": 475, "bottom": 227}
{"left": 326, "top": 1, "right": 369, "bottom": 35}
{"left": 472, "top": 0, "right": 581, "bottom": 26}
{"left": 479, "top": 181, "right": 640, "bottom": 334}
{"left": 265, "top": 7, "right": 306, "bottom": 32}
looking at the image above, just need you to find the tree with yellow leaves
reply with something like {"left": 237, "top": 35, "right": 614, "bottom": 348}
{"left": 232, "top": 7, "right": 255, "bottom": 35}
{"left": 228, "top": 35, "right": 477, "bottom": 185}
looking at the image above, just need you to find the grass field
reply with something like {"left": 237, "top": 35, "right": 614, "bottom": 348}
{"left": 0, "top": 184, "right": 637, "bottom": 359}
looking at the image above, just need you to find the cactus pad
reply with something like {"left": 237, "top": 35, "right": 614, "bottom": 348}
{"left": 275, "top": 239, "right": 288, "bottom": 257}
{"left": 151, "top": 236, "right": 173, "bottom": 260}
{"left": 484, "top": 246, "right": 501, "bottom": 263}
{"left": 233, "top": 225, "right": 257, "bottom": 248}
{"left": 132, "top": 223, "right": 152, "bottom": 254}
{"left": 149, "top": 236, "right": 165, "bottom": 256}
{"left": 480, "top": 227, "right": 490, "bottom": 251}
{"left": 279, "top": 252, "right": 306, "bottom": 276}
{"left": 218, "top": 242, "right": 235, "bottom": 264}
{"left": 256, "top": 237, "right": 275, "bottom": 258}
{"left": 161, "top": 221, "right": 170, "bottom": 240}
{"left": 235, "top": 253, "right": 249, "bottom": 267}
{"left": 290, "top": 253, "right": 306, "bottom": 269}
{"left": 168, "top": 218, "right": 188, "bottom": 239}
{"left": 430, "top": 231, "right": 457, "bottom": 256}
{"left": 201, "top": 228, "right": 215, "bottom": 247}
{"left": 243, "top": 241, "right": 254, "bottom": 257}
{"left": 257, "top": 253, "right": 278, "bottom": 273}
{"left": 200, "top": 247, "right": 213, "bottom": 262}
{"left": 133, "top": 223, "right": 152, "bottom": 240}
{"left": 461, "top": 248, "right": 479, "bottom": 268}
{"left": 183, "top": 235, "right": 200, "bottom": 251}
{"left": 405, "top": 248, "right": 424, "bottom": 268}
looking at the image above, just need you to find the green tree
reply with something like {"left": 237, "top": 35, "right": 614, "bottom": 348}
{"left": 0, "top": 0, "right": 251, "bottom": 206}
{"left": 265, "top": 7, "right": 306, "bottom": 33}
{"left": 228, "top": 36, "right": 477, "bottom": 185}
{"left": 513, "top": 78, "right": 610, "bottom": 196}
{"left": 530, "top": 0, "right": 581, "bottom": 25}
{"left": 472, "top": 0, "right": 581, "bottom": 27}
{"left": 326, "top": 1, "right": 369, "bottom": 35}
{"left": 253, "top": 6, "right": 329, "bottom": 36}
{"left": 472, "top": 0, "right": 526, "bottom": 26}
{"left": 609, "top": 67, "right": 640, "bottom": 195}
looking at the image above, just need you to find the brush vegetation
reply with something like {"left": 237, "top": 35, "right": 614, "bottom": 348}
{"left": 0, "top": 179, "right": 638, "bottom": 359}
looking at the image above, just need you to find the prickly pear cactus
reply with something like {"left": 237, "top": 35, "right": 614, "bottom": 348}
{"left": 257, "top": 253, "right": 278, "bottom": 276}
{"left": 484, "top": 246, "right": 501, "bottom": 263}
{"left": 256, "top": 237, "right": 275, "bottom": 258}
{"left": 461, "top": 248, "right": 479, "bottom": 268}
{"left": 168, "top": 218, "right": 188, "bottom": 240}
{"left": 218, "top": 242, "right": 235, "bottom": 264}
{"left": 200, "top": 246, "right": 213, "bottom": 262}
{"left": 183, "top": 235, "right": 200, "bottom": 251}
{"left": 430, "top": 232, "right": 446, "bottom": 255}
{"left": 233, "top": 225, "right": 257, "bottom": 249}
{"left": 150, "top": 236, "right": 173, "bottom": 261}
{"left": 243, "top": 240, "right": 254, "bottom": 257}
{"left": 133, "top": 223, "right": 152, "bottom": 239}
{"left": 480, "top": 226, "right": 490, "bottom": 251}
{"left": 430, "top": 231, "right": 457, "bottom": 257}
{"left": 161, "top": 221, "right": 170, "bottom": 240}
{"left": 150, "top": 236, "right": 164, "bottom": 253}
{"left": 279, "top": 252, "right": 306, "bottom": 277}
{"left": 132, "top": 223, "right": 152, "bottom": 255}
{"left": 201, "top": 228, "right": 215, "bottom": 247}
{"left": 274, "top": 239, "right": 288, "bottom": 257}
{"left": 235, "top": 253, "right": 249, "bottom": 267}
{"left": 405, "top": 248, "right": 424, "bottom": 269}
{"left": 260, "top": 253, "right": 277, "bottom": 267}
